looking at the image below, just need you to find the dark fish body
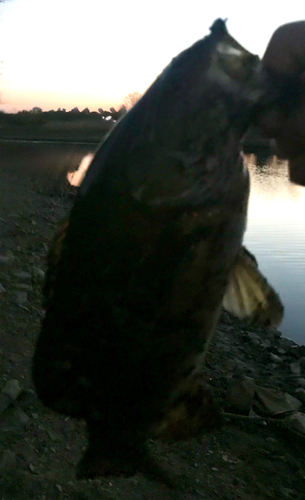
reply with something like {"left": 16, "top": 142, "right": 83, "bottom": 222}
{"left": 32, "top": 20, "right": 283, "bottom": 478}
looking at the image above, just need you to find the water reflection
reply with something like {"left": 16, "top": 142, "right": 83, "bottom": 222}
{"left": 244, "top": 155, "right": 305, "bottom": 345}
{"left": 67, "top": 153, "right": 94, "bottom": 186}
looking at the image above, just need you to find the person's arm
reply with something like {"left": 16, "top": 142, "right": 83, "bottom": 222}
{"left": 261, "top": 21, "right": 305, "bottom": 185}
{"left": 263, "top": 21, "right": 305, "bottom": 76}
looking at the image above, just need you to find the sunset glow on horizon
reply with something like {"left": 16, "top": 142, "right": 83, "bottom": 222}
{"left": 0, "top": 0, "right": 304, "bottom": 113}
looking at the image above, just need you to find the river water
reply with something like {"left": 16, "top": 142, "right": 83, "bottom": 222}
{"left": 244, "top": 155, "right": 305, "bottom": 345}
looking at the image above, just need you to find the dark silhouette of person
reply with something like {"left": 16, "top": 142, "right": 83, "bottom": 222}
{"left": 261, "top": 21, "right": 305, "bottom": 185}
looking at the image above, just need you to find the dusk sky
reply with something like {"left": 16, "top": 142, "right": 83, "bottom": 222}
{"left": 0, "top": 0, "right": 304, "bottom": 113}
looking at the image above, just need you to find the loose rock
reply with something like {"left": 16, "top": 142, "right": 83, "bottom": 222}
{"left": 0, "top": 254, "right": 14, "bottom": 264}
{"left": 17, "top": 389, "right": 37, "bottom": 410}
{"left": 261, "top": 340, "right": 271, "bottom": 349}
{"left": 2, "top": 379, "right": 22, "bottom": 400}
{"left": 297, "top": 378, "right": 305, "bottom": 388}
{"left": 15, "top": 283, "right": 33, "bottom": 291}
{"left": 269, "top": 353, "right": 283, "bottom": 364}
{"left": 32, "top": 266, "right": 45, "bottom": 282}
{"left": 279, "top": 338, "right": 294, "bottom": 351}
{"left": 247, "top": 333, "right": 260, "bottom": 345}
{"left": 13, "top": 271, "right": 32, "bottom": 280}
{"left": 15, "top": 291, "right": 28, "bottom": 305}
{"left": 290, "top": 362, "right": 301, "bottom": 376}
{"left": 0, "top": 407, "right": 29, "bottom": 431}
{"left": 284, "top": 412, "right": 305, "bottom": 436}
{"left": 225, "top": 377, "right": 255, "bottom": 415}
{"left": 255, "top": 386, "right": 302, "bottom": 416}
{"left": 295, "top": 388, "right": 305, "bottom": 404}
{"left": 0, "top": 393, "right": 13, "bottom": 413}
{"left": 298, "top": 357, "right": 305, "bottom": 369}
{"left": 290, "top": 345, "right": 305, "bottom": 359}
{"left": 0, "top": 450, "right": 17, "bottom": 471}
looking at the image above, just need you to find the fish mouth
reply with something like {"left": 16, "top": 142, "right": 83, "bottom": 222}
{"left": 215, "top": 34, "right": 259, "bottom": 83}
{"left": 207, "top": 19, "right": 260, "bottom": 85}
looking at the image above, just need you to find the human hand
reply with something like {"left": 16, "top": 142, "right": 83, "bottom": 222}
{"left": 261, "top": 21, "right": 305, "bottom": 185}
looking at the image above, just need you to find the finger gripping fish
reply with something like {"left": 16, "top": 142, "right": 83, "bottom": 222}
{"left": 32, "top": 19, "right": 284, "bottom": 480}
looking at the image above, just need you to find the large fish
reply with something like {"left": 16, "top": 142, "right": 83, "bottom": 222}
{"left": 32, "top": 19, "right": 287, "bottom": 480}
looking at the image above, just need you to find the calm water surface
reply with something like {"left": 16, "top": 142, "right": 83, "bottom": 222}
{"left": 244, "top": 156, "right": 305, "bottom": 345}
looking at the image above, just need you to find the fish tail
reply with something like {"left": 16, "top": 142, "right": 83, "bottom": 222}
{"left": 223, "top": 246, "right": 284, "bottom": 328}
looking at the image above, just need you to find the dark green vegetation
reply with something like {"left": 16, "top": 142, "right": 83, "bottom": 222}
{"left": 0, "top": 107, "right": 126, "bottom": 143}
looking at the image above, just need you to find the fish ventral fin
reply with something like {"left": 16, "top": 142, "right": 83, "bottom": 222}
{"left": 209, "top": 18, "right": 228, "bottom": 36}
{"left": 223, "top": 246, "right": 284, "bottom": 328}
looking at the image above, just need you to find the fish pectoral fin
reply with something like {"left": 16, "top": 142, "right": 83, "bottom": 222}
{"left": 222, "top": 246, "right": 284, "bottom": 328}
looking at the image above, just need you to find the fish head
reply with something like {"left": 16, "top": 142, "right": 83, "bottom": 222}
{"left": 80, "top": 19, "right": 258, "bottom": 208}
{"left": 136, "top": 19, "right": 262, "bottom": 151}
{"left": 212, "top": 26, "right": 260, "bottom": 83}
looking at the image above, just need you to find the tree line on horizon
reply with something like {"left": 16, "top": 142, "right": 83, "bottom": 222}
{"left": 0, "top": 92, "right": 143, "bottom": 124}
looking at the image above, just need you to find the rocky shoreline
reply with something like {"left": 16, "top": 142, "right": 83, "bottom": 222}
{"left": 211, "top": 312, "right": 305, "bottom": 431}
{"left": 0, "top": 160, "right": 304, "bottom": 499}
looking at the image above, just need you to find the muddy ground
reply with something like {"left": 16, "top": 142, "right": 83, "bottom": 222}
{"left": 0, "top": 147, "right": 305, "bottom": 500}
